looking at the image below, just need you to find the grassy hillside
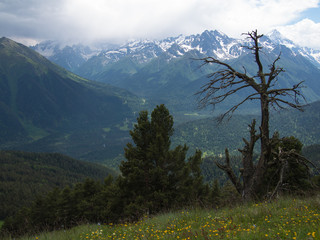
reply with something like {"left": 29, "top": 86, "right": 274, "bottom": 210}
{"left": 0, "top": 150, "right": 116, "bottom": 220}
{"left": 3, "top": 196, "right": 320, "bottom": 239}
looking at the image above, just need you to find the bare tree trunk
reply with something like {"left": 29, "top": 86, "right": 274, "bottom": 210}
{"left": 250, "top": 94, "right": 271, "bottom": 199}
{"left": 239, "top": 120, "right": 259, "bottom": 200}
{"left": 215, "top": 148, "right": 243, "bottom": 194}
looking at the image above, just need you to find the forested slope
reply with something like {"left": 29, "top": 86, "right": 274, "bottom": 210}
{"left": 0, "top": 151, "right": 115, "bottom": 219}
{"left": 173, "top": 100, "right": 320, "bottom": 156}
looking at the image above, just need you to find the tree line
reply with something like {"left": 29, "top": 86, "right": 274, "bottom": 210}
{"left": 1, "top": 104, "right": 317, "bottom": 238}
{"left": 1, "top": 105, "right": 216, "bottom": 237}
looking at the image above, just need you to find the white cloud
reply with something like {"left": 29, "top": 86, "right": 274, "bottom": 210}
{"left": 278, "top": 18, "right": 320, "bottom": 49}
{"left": 0, "top": 0, "right": 319, "bottom": 47}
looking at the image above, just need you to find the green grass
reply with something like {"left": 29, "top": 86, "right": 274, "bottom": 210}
{"left": 103, "top": 127, "right": 111, "bottom": 133}
{"left": 21, "top": 121, "right": 49, "bottom": 141}
{"left": 116, "top": 121, "right": 131, "bottom": 131}
{"left": 3, "top": 196, "right": 320, "bottom": 239}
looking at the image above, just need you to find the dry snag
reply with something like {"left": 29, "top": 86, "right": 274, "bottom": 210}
{"left": 198, "top": 30, "right": 306, "bottom": 200}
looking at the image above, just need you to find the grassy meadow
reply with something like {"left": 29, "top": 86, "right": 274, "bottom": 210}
{"left": 3, "top": 195, "right": 320, "bottom": 240}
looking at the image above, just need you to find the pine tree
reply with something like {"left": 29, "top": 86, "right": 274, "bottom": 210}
{"left": 119, "top": 104, "right": 208, "bottom": 218}
{"left": 263, "top": 135, "right": 312, "bottom": 196}
{"left": 210, "top": 179, "right": 221, "bottom": 208}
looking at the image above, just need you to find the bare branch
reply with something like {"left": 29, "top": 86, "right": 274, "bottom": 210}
{"left": 199, "top": 83, "right": 252, "bottom": 106}
{"left": 269, "top": 147, "right": 316, "bottom": 200}
{"left": 267, "top": 53, "right": 284, "bottom": 87}
{"left": 215, "top": 148, "right": 243, "bottom": 194}
{"left": 199, "top": 57, "right": 261, "bottom": 92}
{"left": 267, "top": 81, "right": 305, "bottom": 96}
{"left": 243, "top": 30, "right": 264, "bottom": 82}
{"left": 269, "top": 148, "right": 287, "bottom": 200}
{"left": 217, "top": 93, "right": 260, "bottom": 122}
{"left": 271, "top": 99, "right": 304, "bottom": 112}
{"left": 239, "top": 120, "right": 260, "bottom": 157}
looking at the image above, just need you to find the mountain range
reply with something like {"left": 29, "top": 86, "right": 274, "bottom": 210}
{"left": 32, "top": 30, "right": 320, "bottom": 70}
{"left": 32, "top": 30, "right": 320, "bottom": 113}
{"left": 1, "top": 29, "right": 320, "bottom": 166}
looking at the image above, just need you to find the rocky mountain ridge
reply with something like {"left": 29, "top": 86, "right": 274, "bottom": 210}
{"left": 32, "top": 29, "right": 320, "bottom": 72}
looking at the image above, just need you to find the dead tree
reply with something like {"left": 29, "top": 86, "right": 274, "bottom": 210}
{"left": 198, "top": 30, "right": 305, "bottom": 200}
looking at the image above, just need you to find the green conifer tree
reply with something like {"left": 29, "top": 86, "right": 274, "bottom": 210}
{"left": 263, "top": 135, "right": 312, "bottom": 196}
{"left": 119, "top": 104, "right": 208, "bottom": 218}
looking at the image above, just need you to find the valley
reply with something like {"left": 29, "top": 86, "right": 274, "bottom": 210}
{"left": 2, "top": 30, "right": 320, "bottom": 166}
{"left": 1, "top": 29, "right": 320, "bottom": 238}
{"left": 29, "top": 30, "right": 320, "bottom": 165}
{"left": 3, "top": 0, "right": 320, "bottom": 237}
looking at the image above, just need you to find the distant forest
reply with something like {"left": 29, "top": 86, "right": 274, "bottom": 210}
{"left": 0, "top": 151, "right": 115, "bottom": 220}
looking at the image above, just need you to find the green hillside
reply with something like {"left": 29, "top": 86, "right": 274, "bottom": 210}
{"left": 0, "top": 37, "right": 142, "bottom": 131}
{"left": 0, "top": 37, "right": 146, "bottom": 162}
{"left": 3, "top": 196, "right": 320, "bottom": 240}
{"left": 0, "top": 150, "right": 116, "bottom": 220}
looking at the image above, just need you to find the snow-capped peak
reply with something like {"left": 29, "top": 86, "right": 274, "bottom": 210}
{"left": 32, "top": 29, "right": 320, "bottom": 71}
{"left": 264, "top": 29, "right": 320, "bottom": 68}
{"left": 267, "top": 29, "right": 296, "bottom": 49}
{"left": 267, "top": 29, "right": 283, "bottom": 40}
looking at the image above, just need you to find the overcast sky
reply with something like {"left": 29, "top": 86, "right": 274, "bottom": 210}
{"left": 1, "top": 0, "right": 320, "bottom": 49}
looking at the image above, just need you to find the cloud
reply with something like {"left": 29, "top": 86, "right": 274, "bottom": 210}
{"left": 278, "top": 19, "right": 320, "bottom": 49}
{"left": 0, "top": 0, "right": 319, "bottom": 47}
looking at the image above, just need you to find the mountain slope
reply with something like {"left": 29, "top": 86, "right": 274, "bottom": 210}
{"left": 0, "top": 150, "right": 116, "bottom": 219}
{"left": 0, "top": 37, "right": 135, "bottom": 129}
{"left": 267, "top": 29, "right": 320, "bottom": 68}
{"left": 172, "top": 100, "right": 320, "bottom": 156}
{"left": 31, "top": 41, "right": 103, "bottom": 73}
{"left": 0, "top": 37, "right": 145, "bottom": 161}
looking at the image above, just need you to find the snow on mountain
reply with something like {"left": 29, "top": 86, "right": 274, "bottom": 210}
{"left": 267, "top": 29, "right": 296, "bottom": 49}
{"left": 297, "top": 48, "right": 320, "bottom": 68}
{"left": 32, "top": 41, "right": 109, "bottom": 60}
{"left": 97, "top": 30, "right": 246, "bottom": 66}
{"left": 31, "top": 41, "right": 102, "bottom": 72}
{"left": 32, "top": 40, "right": 59, "bottom": 58}
{"left": 266, "top": 29, "right": 320, "bottom": 68}
{"left": 32, "top": 29, "right": 320, "bottom": 71}
{"left": 97, "top": 29, "right": 320, "bottom": 67}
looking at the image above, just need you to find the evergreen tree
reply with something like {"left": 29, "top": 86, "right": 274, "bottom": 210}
{"left": 263, "top": 135, "right": 312, "bottom": 196}
{"left": 119, "top": 104, "right": 208, "bottom": 218}
{"left": 210, "top": 179, "right": 221, "bottom": 208}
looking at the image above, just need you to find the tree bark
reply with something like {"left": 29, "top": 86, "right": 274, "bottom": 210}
{"left": 249, "top": 94, "right": 271, "bottom": 199}
{"left": 215, "top": 148, "right": 243, "bottom": 194}
{"left": 239, "top": 120, "right": 259, "bottom": 200}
